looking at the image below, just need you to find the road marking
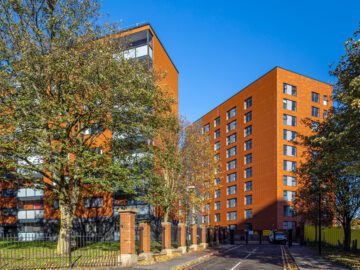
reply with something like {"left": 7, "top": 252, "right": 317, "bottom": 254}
{"left": 281, "top": 245, "right": 288, "bottom": 270}
{"left": 229, "top": 247, "right": 258, "bottom": 270}
{"left": 187, "top": 245, "right": 244, "bottom": 269}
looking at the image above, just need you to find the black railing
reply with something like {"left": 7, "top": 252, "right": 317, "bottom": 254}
{"left": 171, "top": 224, "right": 179, "bottom": 249}
{"left": 0, "top": 233, "right": 120, "bottom": 270}
{"left": 150, "top": 221, "right": 162, "bottom": 253}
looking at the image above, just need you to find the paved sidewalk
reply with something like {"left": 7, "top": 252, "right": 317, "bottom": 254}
{"left": 289, "top": 245, "right": 348, "bottom": 270}
{"left": 123, "top": 245, "right": 235, "bottom": 270}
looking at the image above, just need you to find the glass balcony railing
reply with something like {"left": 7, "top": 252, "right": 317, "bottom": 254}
{"left": 114, "top": 45, "right": 153, "bottom": 61}
{"left": 18, "top": 232, "right": 45, "bottom": 241}
{"left": 17, "top": 188, "right": 44, "bottom": 200}
{"left": 17, "top": 210, "right": 44, "bottom": 221}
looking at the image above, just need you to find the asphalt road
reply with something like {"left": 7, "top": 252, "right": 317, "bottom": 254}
{"left": 187, "top": 244, "right": 286, "bottom": 270}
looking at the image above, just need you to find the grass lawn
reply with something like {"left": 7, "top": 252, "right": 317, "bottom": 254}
{"left": 0, "top": 239, "right": 119, "bottom": 269}
{"left": 0, "top": 239, "right": 165, "bottom": 269}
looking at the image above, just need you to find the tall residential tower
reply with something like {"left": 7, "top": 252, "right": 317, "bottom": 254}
{"left": 197, "top": 67, "right": 331, "bottom": 233}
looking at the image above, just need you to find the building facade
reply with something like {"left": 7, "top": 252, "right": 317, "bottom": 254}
{"left": 0, "top": 23, "right": 178, "bottom": 238}
{"left": 198, "top": 67, "right": 332, "bottom": 233}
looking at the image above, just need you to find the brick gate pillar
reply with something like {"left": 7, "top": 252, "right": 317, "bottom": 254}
{"left": 118, "top": 208, "right": 138, "bottom": 266}
{"left": 201, "top": 225, "right": 208, "bottom": 249}
{"left": 178, "top": 223, "right": 187, "bottom": 253}
{"left": 190, "top": 224, "right": 198, "bottom": 251}
{"left": 139, "top": 222, "right": 152, "bottom": 260}
{"left": 161, "top": 222, "right": 172, "bottom": 255}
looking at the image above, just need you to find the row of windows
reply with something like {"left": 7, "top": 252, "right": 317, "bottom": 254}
{"left": 284, "top": 83, "right": 328, "bottom": 105}
{"left": 202, "top": 97, "right": 253, "bottom": 133}
{"left": 207, "top": 196, "right": 253, "bottom": 211}
{"left": 214, "top": 125, "right": 252, "bottom": 149}
{"left": 203, "top": 209, "right": 253, "bottom": 223}
{"left": 212, "top": 181, "right": 252, "bottom": 198}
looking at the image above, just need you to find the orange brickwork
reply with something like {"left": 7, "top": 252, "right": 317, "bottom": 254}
{"left": 197, "top": 67, "right": 332, "bottom": 232}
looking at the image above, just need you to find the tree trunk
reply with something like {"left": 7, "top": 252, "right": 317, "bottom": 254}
{"left": 56, "top": 200, "right": 74, "bottom": 255}
{"left": 163, "top": 209, "right": 169, "bottom": 223}
{"left": 343, "top": 218, "right": 351, "bottom": 251}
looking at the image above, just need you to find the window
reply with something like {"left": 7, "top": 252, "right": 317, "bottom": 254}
{"left": 323, "top": 110, "right": 328, "bottom": 119}
{"left": 214, "top": 117, "right": 220, "bottom": 127}
{"left": 244, "top": 153, "right": 252, "bottom": 164}
{"left": 283, "top": 83, "right": 297, "bottom": 96}
{"left": 227, "top": 172, "right": 237, "bottom": 183}
{"left": 244, "top": 181, "right": 252, "bottom": 191}
{"left": 244, "top": 97, "right": 252, "bottom": 109}
{"left": 52, "top": 200, "right": 59, "bottom": 210}
{"left": 84, "top": 197, "right": 103, "bottom": 208}
{"left": 227, "top": 159, "right": 237, "bottom": 170}
{"left": 283, "top": 145, "right": 297, "bottom": 157}
{"left": 245, "top": 195, "right": 252, "bottom": 205}
{"left": 283, "top": 99, "right": 297, "bottom": 111}
{"left": 311, "top": 92, "right": 320, "bottom": 103}
{"left": 323, "top": 95, "right": 328, "bottom": 105}
{"left": 283, "top": 221, "right": 296, "bottom": 230}
{"left": 215, "top": 178, "right": 221, "bottom": 185}
{"left": 214, "top": 141, "right": 221, "bottom": 151}
{"left": 245, "top": 209, "right": 253, "bottom": 219}
{"left": 244, "top": 111, "right": 252, "bottom": 123}
{"left": 202, "top": 124, "right": 210, "bottom": 133}
{"left": 227, "top": 133, "right": 237, "bottom": 145}
{"left": 227, "top": 211, "right": 237, "bottom": 221}
{"left": 214, "top": 153, "right": 220, "bottom": 161}
{"left": 283, "top": 129, "right": 297, "bottom": 141}
{"left": 283, "top": 190, "right": 296, "bottom": 202}
{"left": 214, "top": 129, "right": 220, "bottom": 139}
{"left": 284, "top": 206, "right": 294, "bottom": 217}
{"left": 227, "top": 120, "right": 237, "bottom": 132}
{"left": 202, "top": 215, "right": 209, "bottom": 223}
{"left": 244, "top": 139, "right": 252, "bottom": 150}
{"left": 244, "top": 125, "right": 252, "bottom": 137}
{"left": 244, "top": 167, "right": 252, "bottom": 178}
{"left": 227, "top": 146, "right": 237, "bottom": 158}
{"left": 283, "top": 114, "right": 296, "bottom": 126}
{"left": 311, "top": 121, "right": 320, "bottom": 131}
{"left": 215, "top": 201, "right": 221, "bottom": 210}
{"left": 283, "top": 175, "right": 296, "bottom": 187}
{"left": 204, "top": 203, "right": 210, "bottom": 211}
{"left": 214, "top": 213, "right": 221, "bottom": 222}
{"left": 1, "top": 208, "right": 17, "bottom": 216}
{"left": 227, "top": 107, "right": 237, "bottom": 119}
{"left": 227, "top": 185, "right": 237, "bottom": 195}
{"left": 283, "top": 160, "right": 296, "bottom": 172}
{"left": 214, "top": 189, "right": 221, "bottom": 198}
{"left": 311, "top": 106, "right": 319, "bottom": 117}
{"left": 2, "top": 189, "right": 17, "bottom": 197}
{"left": 227, "top": 198, "right": 237, "bottom": 208}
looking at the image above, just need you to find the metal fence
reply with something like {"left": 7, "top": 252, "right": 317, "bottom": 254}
{"left": 0, "top": 233, "right": 120, "bottom": 270}
{"left": 150, "top": 221, "right": 162, "bottom": 253}
{"left": 171, "top": 224, "right": 179, "bottom": 248}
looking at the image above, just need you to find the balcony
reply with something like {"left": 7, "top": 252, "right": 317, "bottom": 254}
{"left": 17, "top": 210, "right": 44, "bottom": 222}
{"left": 18, "top": 232, "right": 44, "bottom": 241}
{"left": 17, "top": 188, "right": 44, "bottom": 201}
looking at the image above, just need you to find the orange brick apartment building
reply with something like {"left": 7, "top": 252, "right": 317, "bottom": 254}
{"left": 197, "top": 67, "right": 332, "bottom": 233}
{"left": 0, "top": 23, "right": 178, "bottom": 238}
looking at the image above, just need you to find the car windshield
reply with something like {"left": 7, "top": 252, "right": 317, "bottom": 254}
{"left": 276, "top": 232, "right": 285, "bottom": 236}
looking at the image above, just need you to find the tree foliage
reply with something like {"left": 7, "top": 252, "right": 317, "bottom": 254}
{"left": 0, "top": 0, "right": 171, "bottom": 253}
{"left": 144, "top": 119, "right": 217, "bottom": 223}
{"left": 295, "top": 29, "right": 360, "bottom": 251}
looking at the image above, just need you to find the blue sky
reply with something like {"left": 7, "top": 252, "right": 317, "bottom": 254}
{"left": 101, "top": 0, "right": 359, "bottom": 122}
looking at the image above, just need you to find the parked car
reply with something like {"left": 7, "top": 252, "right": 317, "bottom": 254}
{"left": 269, "top": 231, "right": 287, "bottom": 244}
